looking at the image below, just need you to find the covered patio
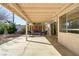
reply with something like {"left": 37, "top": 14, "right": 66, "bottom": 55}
{"left": 0, "top": 3, "right": 78, "bottom": 56}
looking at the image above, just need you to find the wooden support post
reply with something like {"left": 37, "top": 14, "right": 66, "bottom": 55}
{"left": 26, "top": 22, "right": 28, "bottom": 41}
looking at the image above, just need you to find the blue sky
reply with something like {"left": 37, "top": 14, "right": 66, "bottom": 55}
{"left": 14, "top": 14, "right": 26, "bottom": 25}
{"left": 0, "top": 5, "right": 26, "bottom": 25}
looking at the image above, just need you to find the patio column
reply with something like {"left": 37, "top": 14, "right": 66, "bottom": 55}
{"left": 42, "top": 23, "right": 44, "bottom": 35}
{"left": 42, "top": 24, "right": 43, "bottom": 32}
{"left": 26, "top": 22, "right": 28, "bottom": 41}
{"left": 30, "top": 25, "right": 32, "bottom": 35}
{"left": 47, "top": 23, "right": 51, "bottom": 36}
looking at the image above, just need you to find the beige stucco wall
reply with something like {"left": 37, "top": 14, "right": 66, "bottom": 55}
{"left": 58, "top": 4, "right": 79, "bottom": 55}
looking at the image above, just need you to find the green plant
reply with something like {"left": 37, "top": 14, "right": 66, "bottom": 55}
{"left": 7, "top": 23, "right": 17, "bottom": 34}
{"left": 0, "top": 22, "right": 5, "bottom": 34}
{"left": 0, "top": 26, "right": 4, "bottom": 34}
{"left": 0, "top": 21, "right": 17, "bottom": 34}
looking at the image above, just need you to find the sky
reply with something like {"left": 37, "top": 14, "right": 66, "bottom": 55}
{"left": 14, "top": 14, "right": 26, "bottom": 25}
{"left": 0, "top": 5, "right": 26, "bottom": 25}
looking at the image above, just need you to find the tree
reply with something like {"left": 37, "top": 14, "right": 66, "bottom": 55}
{"left": 0, "top": 6, "right": 17, "bottom": 34}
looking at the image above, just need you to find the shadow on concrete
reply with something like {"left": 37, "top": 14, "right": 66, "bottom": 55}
{"left": 27, "top": 40, "right": 52, "bottom": 45}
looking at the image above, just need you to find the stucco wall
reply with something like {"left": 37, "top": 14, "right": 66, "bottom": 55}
{"left": 58, "top": 32, "right": 79, "bottom": 55}
{"left": 58, "top": 4, "right": 79, "bottom": 55}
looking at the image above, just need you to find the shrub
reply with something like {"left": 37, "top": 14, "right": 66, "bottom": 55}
{"left": 0, "top": 26, "right": 4, "bottom": 34}
{"left": 0, "top": 22, "right": 5, "bottom": 34}
{"left": 0, "top": 21, "right": 17, "bottom": 34}
{"left": 7, "top": 23, "right": 17, "bottom": 34}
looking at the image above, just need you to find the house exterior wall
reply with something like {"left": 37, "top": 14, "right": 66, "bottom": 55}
{"left": 58, "top": 4, "right": 79, "bottom": 55}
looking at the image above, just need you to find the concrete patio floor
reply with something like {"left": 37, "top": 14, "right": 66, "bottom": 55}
{"left": 0, "top": 35, "right": 61, "bottom": 56}
{"left": 23, "top": 36, "right": 61, "bottom": 56}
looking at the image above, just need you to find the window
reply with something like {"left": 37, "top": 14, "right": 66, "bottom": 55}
{"left": 59, "top": 6, "right": 79, "bottom": 34}
{"left": 59, "top": 14, "right": 66, "bottom": 32}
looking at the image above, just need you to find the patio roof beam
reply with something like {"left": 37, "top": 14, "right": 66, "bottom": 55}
{"left": 0, "top": 3, "right": 32, "bottom": 22}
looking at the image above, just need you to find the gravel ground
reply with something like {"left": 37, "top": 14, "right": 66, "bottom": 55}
{"left": 0, "top": 34, "right": 24, "bottom": 45}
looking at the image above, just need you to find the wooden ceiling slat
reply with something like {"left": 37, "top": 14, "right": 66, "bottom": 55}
{"left": 19, "top": 3, "right": 66, "bottom": 8}
{"left": 21, "top": 7, "right": 63, "bottom": 9}
{"left": 18, "top": 3, "right": 72, "bottom": 23}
